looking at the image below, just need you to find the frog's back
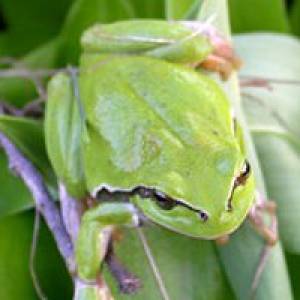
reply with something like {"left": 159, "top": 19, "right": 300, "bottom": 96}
{"left": 80, "top": 55, "right": 241, "bottom": 210}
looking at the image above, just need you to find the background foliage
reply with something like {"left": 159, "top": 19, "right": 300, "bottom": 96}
{"left": 0, "top": 0, "right": 300, "bottom": 299}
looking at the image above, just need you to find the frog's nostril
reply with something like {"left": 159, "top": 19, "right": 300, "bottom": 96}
{"left": 198, "top": 211, "right": 208, "bottom": 222}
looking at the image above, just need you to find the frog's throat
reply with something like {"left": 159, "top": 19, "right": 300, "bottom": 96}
{"left": 92, "top": 184, "right": 209, "bottom": 222}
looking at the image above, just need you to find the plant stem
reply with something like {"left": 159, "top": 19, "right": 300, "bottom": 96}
{"left": 0, "top": 131, "right": 76, "bottom": 274}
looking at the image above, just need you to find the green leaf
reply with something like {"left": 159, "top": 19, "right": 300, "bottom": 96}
{"left": 290, "top": 0, "right": 300, "bottom": 37}
{"left": 0, "top": 116, "right": 54, "bottom": 218}
{"left": 0, "top": 211, "right": 72, "bottom": 299}
{"left": 229, "top": 0, "right": 290, "bottom": 33}
{"left": 286, "top": 252, "right": 300, "bottom": 298}
{"left": 0, "top": 116, "right": 50, "bottom": 176}
{"left": 0, "top": 0, "right": 73, "bottom": 56}
{"left": 0, "top": 38, "right": 61, "bottom": 107}
{"left": 218, "top": 223, "right": 292, "bottom": 300}
{"left": 236, "top": 33, "right": 300, "bottom": 253}
{"left": 0, "top": 151, "right": 33, "bottom": 218}
{"left": 197, "top": 2, "right": 293, "bottom": 299}
{"left": 252, "top": 133, "right": 300, "bottom": 252}
{"left": 165, "top": 0, "right": 202, "bottom": 20}
{"left": 104, "top": 226, "right": 234, "bottom": 300}
{"left": 129, "top": 0, "right": 164, "bottom": 19}
{"left": 58, "top": 0, "right": 136, "bottom": 64}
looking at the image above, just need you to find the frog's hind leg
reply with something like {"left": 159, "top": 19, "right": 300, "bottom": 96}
{"left": 199, "top": 55, "right": 234, "bottom": 80}
{"left": 248, "top": 193, "right": 278, "bottom": 296}
{"left": 75, "top": 202, "right": 141, "bottom": 292}
{"left": 197, "top": 26, "right": 242, "bottom": 80}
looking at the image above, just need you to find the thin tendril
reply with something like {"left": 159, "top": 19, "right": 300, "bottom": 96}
{"left": 250, "top": 210, "right": 278, "bottom": 299}
{"left": 136, "top": 228, "right": 170, "bottom": 300}
{"left": 240, "top": 75, "right": 300, "bottom": 86}
{"left": 30, "top": 209, "right": 48, "bottom": 300}
{"left": 242, "top": 92, "right": 296, "bottom": 137}
{"left": 250, "top": 245, "right": 272, "bottom": 300}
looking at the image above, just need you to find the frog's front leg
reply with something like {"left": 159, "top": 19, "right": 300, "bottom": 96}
{"left": 248, "top": 194, "right": 278, "bottom": 246}
{"left": 75, "top": 202, "right": 140, "bottom": 282}
{"left": 216, "top": 195, "right": 277, "bottom": 246}
{"left": 247, "top": 194, "right": 278, "bottom": 295}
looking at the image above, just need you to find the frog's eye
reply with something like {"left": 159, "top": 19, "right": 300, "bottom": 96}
{"left": 154, "top": 191, "right": 177, "bottom": 210}
{"left": 198, "top": 211, "right": 209, "bottom": 222}
{"left": 236, "top": 160, "right": 251, "bottom": 186}
{"left": 227, "top": 160, "right": 251, "bottom": 211}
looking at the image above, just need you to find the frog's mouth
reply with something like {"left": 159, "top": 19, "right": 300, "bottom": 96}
{"left": 133, "top": 159, "right": 250, "bottom": 220}
{"left": 95, "top": 160, "right": 252, "bottom": 226}
{"left": 96, "top": 185, "right": 210, "bottom": 222}
{"left": 132, "top": 186, "right": 209, "bottom": 221}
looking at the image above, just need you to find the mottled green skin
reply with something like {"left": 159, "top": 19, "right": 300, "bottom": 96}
{"left": 81, "top": 20, "right": 213, "bottom": 64}
{"left": 80, "top": 54, "right": 254, "bottom": 239}
{"left": 45, "top": 73, "right": 86, "bottom": 197}
{"left": 46, "top": 21, "right": 255, "bottom": 284}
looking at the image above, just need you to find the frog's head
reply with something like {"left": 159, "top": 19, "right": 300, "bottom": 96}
{"left": 79, "top": 48, "right": 254, "bottom": 239}
{"left": 132, "top": 139, "right": 255, "bottom": 240}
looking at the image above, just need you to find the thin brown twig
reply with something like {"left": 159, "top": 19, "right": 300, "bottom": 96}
{"left": 105, "top": 244, "right": 141, "bottom": 294}
{"left": 31, "top": 76, "right": 47, "bottom": 100}
{"left": 240, "top": 75, "right": 300, "bottom": 86}
{"left": 0, "top": 98, "right": 44, "bottom": 117}
{"left": 0, "top": 100, "right": 23, "bottom": 116}
{"left": 0, "top": 56, "right": 19, "bottom": 66}
{"left": 240, "top": 78, "right": 273, "bottom": 91}
{"left": 0, "top": 132, "right": 76, "bottom": 274}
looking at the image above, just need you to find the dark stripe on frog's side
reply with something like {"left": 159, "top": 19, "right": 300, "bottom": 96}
{"left": 96, "top": 186, "right": 209, "bottom": 222}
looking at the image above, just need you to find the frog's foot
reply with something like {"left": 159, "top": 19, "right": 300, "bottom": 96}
{"left": 215, "top": 234, "right": 230, "bottom": 245}
{"left": 182, "top": 21, "right": 241, "bottom": 79}
{"left": 248, "top": 196, "right": 278, "bottom": 246}
{"left": 199, "top": 55, "right": 234, "bottom": 80}
{"left": 199, "top": 25, "right": 241, "bottom": 80}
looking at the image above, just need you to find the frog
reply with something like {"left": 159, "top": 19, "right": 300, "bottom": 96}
{"left": 45, "top": 20, "right": 273, "bottom": 291}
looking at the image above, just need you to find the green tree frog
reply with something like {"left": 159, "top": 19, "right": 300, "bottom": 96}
{"left": 45, "top": 20, "right": 254, "bottom": 286}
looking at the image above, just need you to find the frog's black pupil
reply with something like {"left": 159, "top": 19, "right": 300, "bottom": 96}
{"left": 154, "top": 193, "right": 177, "bottom": 210}
{"left": 199, "top": 211, "right": 208, "bottom": 222}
